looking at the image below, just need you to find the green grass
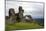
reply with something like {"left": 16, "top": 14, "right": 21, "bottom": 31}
{"left": 5, "top": 22, "right": 44, "bottom": 31}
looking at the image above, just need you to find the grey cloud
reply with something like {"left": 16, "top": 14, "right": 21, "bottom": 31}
{"left": 6, "top": 1, "right": 44, "bottom": 18}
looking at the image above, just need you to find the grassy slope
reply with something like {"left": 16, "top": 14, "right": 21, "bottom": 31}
{"left": 5, "top": 22, "right": 44, "bottom": 31}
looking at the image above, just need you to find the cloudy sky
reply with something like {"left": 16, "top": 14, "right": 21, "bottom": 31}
{"left": 6, "top": 0, "right": 44, "bottom": 18}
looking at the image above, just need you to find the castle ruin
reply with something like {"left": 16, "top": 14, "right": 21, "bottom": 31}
{"left": 6, "top": 6, "right": 33, "bottom": 23}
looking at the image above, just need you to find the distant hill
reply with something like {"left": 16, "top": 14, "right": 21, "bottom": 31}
{"left": 33, "top": 18, "right": 44, "bottom": 26}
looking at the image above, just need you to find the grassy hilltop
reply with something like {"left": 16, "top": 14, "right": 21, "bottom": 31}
{"left": 5, "top": 21, "right": 44, "bottom": 31}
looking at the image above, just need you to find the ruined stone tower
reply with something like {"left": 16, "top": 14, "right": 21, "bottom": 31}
{"left": 9, "top": 8, "right": 17, "bottom": 24}
{"left": 18, "top": 6, "right": 24, "bottom": 22}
